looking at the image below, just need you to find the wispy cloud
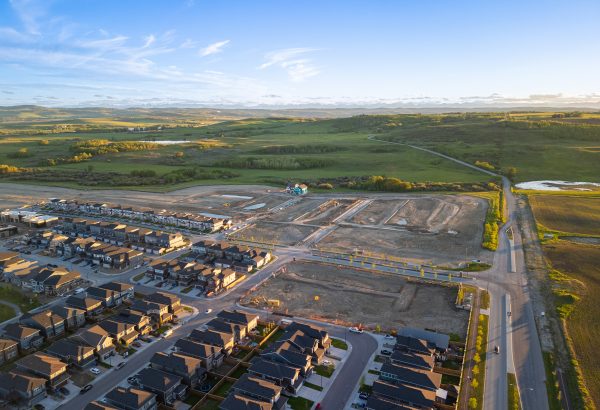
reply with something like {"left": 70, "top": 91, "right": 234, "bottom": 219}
{"left": 259, "top": 48, "right": 320, "bottom": 81}
{"left": 9, "top": 0, "right": 49, "bottom": 35}
{"left": 199, "top": 40, "right": 230, "bottom": 57}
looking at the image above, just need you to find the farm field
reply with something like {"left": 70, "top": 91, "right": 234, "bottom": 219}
{"left": 241, "top": 261, "right": 469, "bottom": 336}
{"left": 529, "top": 194, "right": 600, "bottom": 235}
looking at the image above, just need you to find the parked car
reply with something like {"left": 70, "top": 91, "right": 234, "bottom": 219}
{"left": 384, "top": 334, "right": 395, "bottom": 339}
{"left": 205, "top": 308, "right": 213, "bottom": 314}
{"left": 90, "top": 367, "right": 101, "bottom": 375}
{"left": 359, "top": 392, "right": 369, "bottom": 400}
{"left": 323, "top": 359, "right": 331, "bottom": 365}
{"left": 349, "top": 327, "right": 363, "bottom": 334}
{"left": 116, "top": 362, "right": 126, "bottom": 370}
{"left": 59, "top": 387, "right": 70, "bottom": 395}
{"left": 80, "top": 384, "right": 93, "bottom": 394}
{"left": 127, "top": 376, "right": 137, "bottom": 385}
{"left": 380, "top": 349, "right": 393, "bottom": 356}
{"left": 132, "top": 341, "right": 142, "bottom": 348}
{"left": 122, "top": 351, "right": 129, "bottom": 358}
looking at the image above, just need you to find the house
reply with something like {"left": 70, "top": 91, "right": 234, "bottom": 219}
{"left": 3, "top": 323, "right": 44, "bottom": 351}
{"left": 394, "top": 335, "right": 435, "bottom": 356}
{"left": 173, "top": 338, "right": 224, "bottom": 371}
{"left": 144, "top": 231, "right": 186, "bottom": 250}
{"left": 129, "top": 300, "right": 172, "bottom": 325}
{"left": 86, "top": 401, "right": 121, "bottom": 410}
{"left": 0, "top": 224, "right": 18, "bottom": 238}
{"left": 0, "top": 251, "right": 21, "bottom": 272}
{"left": 87, "top": 286, "right": 120, "bottom": 307}
{"left": 0, "top": 371, "right": 47, "bottom": 407}
{"left": 397, "top": 327, "right": 450, "bottom": 353}
{"left": 133, "top": 367, "right": 187, "bottom": 405}
{"left": 98, "top": 320, "right": 139, "bottom": 346}
{"left": 390, "top": 350, "right": 435, "bottom": 371}
{"left": 104, "top": 386, "right": 158, "bottom": 410}
{"left": 230, "top": 374, "right": 286, "bottom": 409}
{"left": 206, "top": 318, "right": 247, "bottom": 342}
{"left": 114, "top": 311, "right": 153, "bottom": 335}
{"left": 261, "top": 341, "right": 312, "bottom": 377}
{"left": 365, "top": 395, "right": 416, "bottom": 410}
{"left": 370, "top": 379, "right": 436, "bottom": 410}
{"left": 20, "top": 310, "right": 66, "bottom": 339}
{"left": 75, "top": 325, "right": 116, "bottom": 361}
{"left": 46, "top": 339, "right": 95, "bottom": 368}
{"left": 188, "top": 329, "right": 234, "bottom": 354}
{"left": 280, "top": 329, "right": 325, "bottom": 364}
{"left": 217, "top": 310, "right": 258, "bottom": 333}
{"left": 284, "top": 322, "right": 331, "bottom": 350}
{"left": 52, "top": 305, "right": 87, "bottom": 330}
{"left": 0, "top": 338, "right": 19, "bottom": 364}
{"left": 15, "top": 352, "right": 70, "bottom": 391}
{"left": 248, "top": 358, "right": 303, "bottom": 394}
{"left": 66, "top": 295, "right": 104, "bottom": 316}
{"left": 149, "top": 352, "right": 206, "bottom": 386}
{"left": 145, "top": 292, "right": 182, "bottom": 315}
{"left": 219, "top": 394, "right": 273, "bottom": 410}
{"left": 99, "top": 281, "right": 135, "bottom": 301}
{"left": 379, "top": 363, "right": 441, "bottom": 392}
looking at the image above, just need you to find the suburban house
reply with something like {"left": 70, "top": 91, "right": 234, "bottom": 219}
{"left": 229, "top": 374, "right": 287, "bottom": 409}
{"left": 133, "top": 367, "right": 187, "bottom": 405}
{"left": 145, "top": 292, "right": 182, "bottom": 315}
{"left": 188, "top": 329, "right": 234, "bottom": 354}
{"left": 205, "top": 318, "right": 247, "bottom": 342}
{"left": 280, "top": 328, "right": 325, "bottom": 364}
{"left": 3, "top": 323, "right": 44, "bottom": 351}
{"left": 104, "top": 386, "right": 158, "bottom": 410}
{"left": 114, "top": 311, "right": 153, "bottom": 335}
{"left": 149, "top": 352, "right": 206, "bottom": 387}
{"left": 20, "top": 310, "right": 66, "bottom": 339}
{"left": 0, "top": 371, "right": 47, "bottom": 407}
{"left": 379, "top": 363, "right": 442, "bottom": 392}
{"left": 284, "top": 322, "right": 331, "bottom": 350}
{"left": 51, "top": 305, "right": 87, "bottom": 330}
{"left": 173, "top": 338, "right": 224, "bottom": 371}
{"left": 248, "top": 357, "right": 304, "bottom": 394}
{"left": 216, "top": 310, "right": 259, "bottom": 334}
{"left": 75, "top": 325, "right": 116, "bottom": 361}
{"left": 99, "top": 281, "right": 135, "bottom": 301}
{"left": 0, "top": 251, "right": 22, "bottom": 273}
{"left": 394, "top": 335, "right": 435, "bottom": 356}
{"left": 86, "top": 401, "right": 120, "bottom": 410}
{"left": 87, "top": 286, "right": 121, "bottom": 307}
{"left": 0, "top": 338, "right": 19, "bottom": 364}
{"left": 261, "top": 341, "right": 313, "bottom": 377}
{"left": 98, "top": 320, "right": 139, "bottom": 346}
{"left": 66, "top": 295, "right": 104, "bottom": 316}
{"left": 369, "top": 379, "right": 436, "bottom": 410}
{"left": 46, "top": 339, "right": 95, "bottom": 368}
{"left": 129, "top": 300, "right": 172, "bottom": 325}
{"left": 219, "top": 394, "right": 274, "bottom": 410}
{"left": 143, "top": 231, "right": 186, "bottom": 251}
{"left": 15, "top": 352, "right": 70, "bottom": 391}
{"left": 390, "top": 350, "right": 435, "bottom": 371}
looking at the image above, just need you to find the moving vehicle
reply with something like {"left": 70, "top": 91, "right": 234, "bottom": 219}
{"left": 205, "top": 308, "right": 213, "bottom": 314}
{"left": 349, "top": 326, "right": 363, "bottom": 334}
{"left": 90, "top": 367, "right": 101, "bottom": 374}
{"left": 116, "top": 362, "right": 126, "bottom": 370}
{"left": 494, "top": 345, "right": 500, "bottom": 354}
{"left": 359, "top": 392, "right": 369, "bottom": 400}
{"left": 80, "top": 384, "right": 93, "bottom": 394}
{"left": 380, "top": 349, "right": 393, "bottom": 356}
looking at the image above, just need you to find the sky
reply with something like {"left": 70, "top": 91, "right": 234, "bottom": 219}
{"left": 1, "top": 0, "right": 600, "bottom": 108}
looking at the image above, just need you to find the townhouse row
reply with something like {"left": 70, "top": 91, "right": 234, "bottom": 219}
{"left": 45, "top": 198, "right": 231, "bottom": 233}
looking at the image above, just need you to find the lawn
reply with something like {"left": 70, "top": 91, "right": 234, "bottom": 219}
{"left": 0, "top": 284, "right": 41, "bottom": 313}
{"left": 330, "top": 338, "right": 348, "bottom": 350}
{"left": 0, "top": 303, "right": 16, "bottom": 322}
{"left": 132, "top": 272, "right": 145, "bottom": 281}
{"left": 508, "top": 373, "right": 522, "bottom": 410}
{"left": 303, "top": 381, "right": 323, "bottom": 391}
{"left": 315, "top": 364, "right": 335, "bottom": 378}
{"left": 230, "top": 366, "right": 248, "bottom": 379}
{"left": 529, "top": 194, "right": 600, "bottom": 236}
{"left": 287, "top": 396, "right": 314, "bottom": 410}
{"left": 213, "top": 380, "right": 234, "bottom": 397}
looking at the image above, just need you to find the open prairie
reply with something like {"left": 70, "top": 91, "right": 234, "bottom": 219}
{"left": 529, "top": 194, "right": 600, "bottom": 235}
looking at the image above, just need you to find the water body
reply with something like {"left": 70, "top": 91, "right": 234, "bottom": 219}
{"left": 515, "top": 180, "right": 600, "bottom": 191}
{"left": 139, "top": 140, "right": 192, "bottom": 145}
{"left": 222, "top": 195, "right": 253, "bottom": 200}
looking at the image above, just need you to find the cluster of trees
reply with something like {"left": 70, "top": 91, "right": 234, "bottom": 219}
{"left": 44, "top": 152, "right": 93, "bottom": 166}
{"left": 7, "top": 148, "right": 31, "bottom": 159}
{"left": 0, "top": 164, "right": 22, "bottom": 174}
{"left": 357, "top": 176, "right": 414, "bottom": 192}
{"left": 474, "top": 160, "right": 495, "bottom": 171}
{"left": 216, "top": 157, "right": 333, "bottom": 170}
{"left": 482, "top": 191, "right": 505, "bottom": 251}
{"left": 468, "top": 313, "right": 488, "bottom": 409}
{"left": 255, "top": 144, "right": 344, "bottom": 154}
{"left": 325, "top": 175, "right": 500, "bottom": 193}
{"left": 70, "top": 139, "right": 159, "bottom": 155}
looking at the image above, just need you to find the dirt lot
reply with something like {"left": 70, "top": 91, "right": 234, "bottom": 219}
{"left": 241, "top": 261, "right": 469, "bottom": 337}
{"left": 529, "top": 194, "right": 600, "bottom": 235}
{"left": 265, "top": 198, "right": 328, "bottom": 223}
{"left": 231, "top": 222, "right": 317, "bottom": 246}
{"left": 318, "top": 195, "right": 490, "bottom": 266}
{"left": 297, "top": 199, "right": 358, "bottom": 225}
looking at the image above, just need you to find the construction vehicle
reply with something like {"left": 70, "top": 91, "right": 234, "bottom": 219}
{"left": 267, "top": 299, "right": 281, "bottom": 307}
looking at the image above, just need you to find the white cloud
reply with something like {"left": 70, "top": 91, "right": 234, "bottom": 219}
{"left": 259, "top": 48, "right": 320, "bottom": 81}
{"left": 199, "top": 40, "right": 230, "bottom": 57}
{"left": 180, "top": 38, "right": 197, "bottom": 48}
{"left": 9, "top": 0, "right": 48, "bottom": 35}
{"left": 143, "top": 34, "right": 156, "bottom": 48}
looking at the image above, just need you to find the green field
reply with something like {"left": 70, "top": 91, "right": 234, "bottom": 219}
{"left": 530, "top": 194, "right": 600, "bottom": 236}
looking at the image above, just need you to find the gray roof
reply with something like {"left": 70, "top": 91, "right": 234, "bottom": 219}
{"left": 395, "top": 335, "right": 434, "bottom": 355}
{"left": 390, "top": 350, "right": 434, "bottom": 370}
{"left": 66, "top": 295, "right": 102, "bottom": 310}
{"left": 46, "top": 339, "right": 93, "bottom": 360}
{"left": 0, "top": 371, "right": 46, "bottom": 394}
{"left": 397, "top": 327, "right": 450, "bottom": 350}
{"left": 3, "top": 323, "right": 40, "bottom": 340}
{"left": 365, "top": 396, "right": 413, "bottom": 410}
{"left": 232, "top": 374, "right": 281, "bottom": 402}
{"left": 380, "top": 363, "right": 441, "bottom": 391}
{"left": 99, "top": 281, "right": 133, "bottom": 293}
{"left": 189, "top": 328, "right": 233, "bottom": 347}
{"left": 174, "top": 337, "right": 218, "bottom": 359}
{"left": 217, "top": 310, "right": 257, "bottom": 326}
{"left": 372, "top": 379, "right": 436, "bottom": 408}
{"left": 136, "top": 367, "right": 182, "bottom": 392}
{"left": 150, "top": 351, "right": 202, "bottom": 376}
{"left": 285, "top": 322, "right": 328, "bottom": 342}
{"left": 219, "top": 394, "right": 273, "bottom": 410}
{"left": 105, "top": 387, "right": 155, "bottom": 409}
{"left": 249, "top": 358, "right": 298, "bottom": 381}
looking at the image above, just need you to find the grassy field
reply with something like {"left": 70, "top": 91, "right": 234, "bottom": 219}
{"left": 529, "top": 194, "right": 600, "bottom": 235}
{"left": 0, "top": 303, "right": 16, "bottom": 322}
{"left": 508, "top": 373, "right": 522, "bottom": 410}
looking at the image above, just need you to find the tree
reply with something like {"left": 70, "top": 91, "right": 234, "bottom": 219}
{"left": 175, "top": 151, "right": 184, "bottom": 158}
{"left": 473, "top": 353, "right": 481, "bottom": 364}
{"left": 469, "top": 397, "right": 478, "bottom": 409}
{"left": 471, "top": 379, "right": 479, "bottom": 389}
{"left": 472, "top": 365, "right": 480, "bottom": 375}
{"left": 507, "top": 167, "right": 518, "bottom": 181}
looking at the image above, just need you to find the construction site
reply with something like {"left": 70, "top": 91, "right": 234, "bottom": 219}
{"left": 241, "top": 260, "right": 470, "bottom": 336}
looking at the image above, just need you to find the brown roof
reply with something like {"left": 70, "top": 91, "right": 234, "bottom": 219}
{"left": 3, "top": 323, "right": 40, "bottom": 340}
{"left": 16, "top": 352, "right": 67, "bottom": 376}
{"left": 0, "top": 338, "right": 18, "bottom": 351}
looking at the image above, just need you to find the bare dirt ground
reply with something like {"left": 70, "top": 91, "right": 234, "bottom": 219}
{"left": 0, "top": 182, "right": 290, "bottom": 218}
{"left": 317, "top": 195, "right": 490, "bottom": 266}
{"left": 231, "top": 222, "right": 317, "bottom": 246}
{"left": 265, "top": 198, "right": 328, "bottom": 223}
{"left": 241, "top": 261, "right": 469, "bottom": 336}
{"left": 298, "top": 199, "right": 358, "bottom": 225}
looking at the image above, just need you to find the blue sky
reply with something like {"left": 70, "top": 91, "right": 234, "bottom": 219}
{"left": 1, "top": 0, "right": 599, "bottom": 107}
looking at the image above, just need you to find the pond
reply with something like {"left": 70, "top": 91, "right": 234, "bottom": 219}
{"left": 515, "top": 180, "right": 600, "bottom": 191}
{"left": 139, "top": 140, "right": 192, "bottom": 145}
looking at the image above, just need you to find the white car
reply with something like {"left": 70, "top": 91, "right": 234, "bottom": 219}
{"left": 90, "top": 367, "right": 101, "bottom": 375}
{"left": 384, "top": 334, "right": 395, "bottom": 339}
{"left": 205, "top": 308, "right": 213, "bottom": 314}
{"left": 349, "top": 327, "right": 363, "bottom": 334}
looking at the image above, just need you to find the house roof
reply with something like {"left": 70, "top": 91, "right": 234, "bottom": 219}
{"left": 150, "top": 352, "right": 202, "bottom": 376}
{"left": 0, "top": 251, "right": 19, "bottom": 262}
{"left": 233, "top": 374, "right": 281, "bottom": 401}
{"left": 114, "top": 311, "right": 150, "bottom": 327}
{"left": 75, "top": 325, "right": 110, "bottom": 347}
{"left": 21, "top": 309, "right": 65, "bottom": 329}
{"left": 40, "top": 269, "right": 81, "bottom": 287}
{"left": 390, "top": 350, "right": 434, "bottom": 370}
{"left": 249, "top": 358, "right": 299, "bottom": 381}
{"left": 0, "top": 338, "right": 18, "bottom": 351}
{"left": 98, "top": 281, "right": 133, "bottom": 293}
{"left": 220, "top": 393, "right": 273, "bottom": 410}
{"left": 372, "top": 379, "right": 436, "bottom": 409}
{"left": 146, "top": 291, "right": 180, "bottom": 306}
{"left": 16, "top": 352, "right": 67, "bottom": 376}
{"left": 51, "top": 305, "right": 86, "bottom": 320}
{"left": 3, "top": 323, "right": 40, "bottom": 340}
{"left": 46, "top": 339, "right": 94, "bottom": 360}
{"left": 395, "top": 335, "right": 435, "bottom": 355}
{"left": 282, "top": 329, "right": 318, "bottom": 351}
{"left": 136, "top": 367, "right": 182, "bottom": 392}
{"left": 66, "top": 295, "right": 103, "bottom": 310}
{"left": 0, "top": 371, "right": 46, "bottom": 394}
{"left": 98, "top": 320, "right": 134, "bottom": 336}
{"left": 397, "top": 327, "right": 450, "bottom": 351}
{"left": 174, "top": 338, "right": 218, "bottom": 359}
{"left": 380, "top": 363, "right": 441, "bottom": 391}
{"left": 264, "top": 340, "right": 311, "bottom": 369}
{"left": 217, "top": 310, "right": 258, "bottom": 326}
{"left": 188, "top": 328, "right": 233, "bottom": 347}
{"left": 285, "top": 322, "right": 328, "bottom": 342}
{"left": 365, "top": 395, "right": 415, "bottom": 410}
{"left": 206, "top": 318, "right": 245, "bottom": 336}
{"left": 86, "top": 286, "right": 116, "bottom": 299}
{"left": 130, "top": 299, "right": 167, "bottom": 314}
{"left": 105, "top": 387, "right": 155, "bottom": 409}
{"left": 85, "top": 401, "right": 120, "bottom": 410}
